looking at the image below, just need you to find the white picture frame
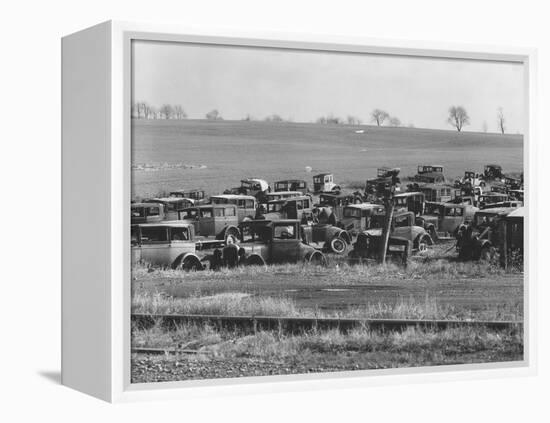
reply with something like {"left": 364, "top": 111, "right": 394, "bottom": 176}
{"left": 61, "top": 20, "right": 537, "bottom": 403}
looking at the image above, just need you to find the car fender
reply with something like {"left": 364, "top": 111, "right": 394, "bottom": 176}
{"left": 171, "top": 252, "right": 203, "bottom": 270}
{"left": 217, "top": 225, "right": 240, "bottom": 241}
{"left": 334, "top": 229, "right": 352, "bottom": 245}
{"left": 413, "top": 229, "right": 433, "bottom": 247}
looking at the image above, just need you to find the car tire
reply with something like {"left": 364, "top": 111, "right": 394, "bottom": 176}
{"left": 180, "top": 256, "right": 203, "bottom": 271}
{"left": 308, "top": 251, "right": 327, "bottom": 266}
{"left": 480, "top": 245, "right": 496, "bottom": 262}
{"left": 330, "top": 237, "right": 347, "bottom": 254}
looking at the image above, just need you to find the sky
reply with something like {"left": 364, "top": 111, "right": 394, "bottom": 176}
{"left": 132, "top": 40, "right": 525, "bottom": 134}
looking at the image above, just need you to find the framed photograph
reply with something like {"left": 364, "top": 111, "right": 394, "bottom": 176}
{"left": 62, "top": 21, "right": 536, "bottom": 402}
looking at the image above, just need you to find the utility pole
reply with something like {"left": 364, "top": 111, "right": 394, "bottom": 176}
{"left": 378, "top": 169, "right": 400, "bottom": 265}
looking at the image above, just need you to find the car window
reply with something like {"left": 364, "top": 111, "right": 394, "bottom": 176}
{"left": 394, "top": 215, "right": 410, "bottom": 227}
{"left": 214, "top": 208, "right": 224, "bottom": 217}
{"left": 141, "top": 227, "right": 168, "bottom": 243}
{"left": 131, "top": 227, "right": 140, "bottom": 245}
{"left": 344, "top": 208, "right": 361, "bottom": 218}
{"left": 132, "top": 207, "right": 145, "bottom": 218}
{"left": 148, "top": 206, "right": 160, "bottom": 217}
{"left": 200, "top": 208, "right": 213, "bottom": 218}
{"left": 225, "top": 207, "right": 235, "bottom": 216}
{"left": 273, "top": 224, "right": 296, "bottom": 239}
{"left": 171, "top": 227, "right": 189, "bottom": 241}
{"left": 268, "top": 203, "right": 283, "bottom": 212}
{"left": 245, "top": 199, "right": 255, "bottom": 208}
{"left": 296, "top": 200, "right": 304, "bottom": 210}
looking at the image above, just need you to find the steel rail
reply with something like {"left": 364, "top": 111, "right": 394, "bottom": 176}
{"left": 132, "top": 313, "right": 522, "bottom": 333}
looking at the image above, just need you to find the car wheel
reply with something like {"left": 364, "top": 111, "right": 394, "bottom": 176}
{"left": 428, "top": 227, "right": 438, "bottom": 242}
{"left": 330, "top": 237, "right": 347, "bottom": 254}
{"left": 308, "top": 252, "right": 327, "bottom": 266}
{"left": 245, "top": 255, "right": 266, "bottom": 267}
{"left": 181, "top": 256, "right": 203, "bottom": 271}
{"left": 480, "top": 245, "right": 496, "bottom": 262}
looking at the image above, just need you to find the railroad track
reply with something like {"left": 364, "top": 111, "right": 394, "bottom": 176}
{"left": 132, "top": 313, "right": 522, "bottom": 334}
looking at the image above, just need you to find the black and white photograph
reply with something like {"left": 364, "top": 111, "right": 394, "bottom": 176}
{"left": 129, "top": 39, "right": 525, "bottom": 384}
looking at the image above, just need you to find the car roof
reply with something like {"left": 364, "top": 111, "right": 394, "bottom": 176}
{"left": 313, "top": 173, "right": 332, "bottom": 177}
{"left": 395, "top": 191, "right": 423, "bottom": 198}
{"left": 134, "top": 221, "right": 192, "bottom": 228}
{"left": 345, "top": 203, "right": 383, "bottom": 209}
{"left": 132, "top": 202, "right": 162, "bottom": 208}
{"left": 320, "top": 192, "right": 351, "bottom": 198}
{"left": 275, "top": 179, "right": 306, "bottom": 183}
{"left": 506, "top": 207, "right": 524, "bottom": 218}
{"left": 211, "top": 194, "right": 256, "bottom": 200}
{"left": 146, "top": 197, "right": 192, "bottom": 203}
{"left": 475, "top": 207, "right": 516, "bottom": 216}
{"left": 266, "top": 191, "right": 302, "bottom": 196}
{"left": 183, "top": 204, "right": 237, "bottom": 209}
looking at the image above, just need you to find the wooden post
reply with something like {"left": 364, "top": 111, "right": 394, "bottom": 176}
{"left": 502, "top": 220, "right": 508, "bottom": 270}
{"left": 380, "top": 197, "right": 394, "bottom": 265}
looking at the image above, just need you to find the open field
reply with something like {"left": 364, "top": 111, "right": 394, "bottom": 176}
{"left": 131, "top": 119, "right": 523, "bottom": 198}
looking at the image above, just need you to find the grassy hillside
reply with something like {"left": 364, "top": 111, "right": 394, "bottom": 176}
{"left": 131, "top": 119, "right": 523, "bottom": 199}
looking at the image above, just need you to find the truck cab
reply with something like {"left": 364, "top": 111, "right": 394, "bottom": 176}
{"left": 143, "top": 197, "right": 194, "bottom": 220}
{"left": 210, "top": 194, "right": 257, "bottom": 222}
{"left": 178, "top": 204, "right": 240, "bottom": 242}
{"left": 313, "top": 173, "right": 339, "bottom": 193}
{"left": 262, "top": 195, "right": 313, "bottom": 222}
{"left": 273, "top": 179, "right": 308, "bottom": 194}
{"left": 131, "top": 222, "right": 202, "bottom": 270}
{"left": 418, "top": 202, "right": 478, "bottom": 239}
{"left": 131, "top": 202, "right": 165, "bottom": 224}
{"left": 340, "top": 203, "right": 385, "bottom": 235}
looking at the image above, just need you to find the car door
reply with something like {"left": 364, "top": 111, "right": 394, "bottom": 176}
{"left": 139, "top": 226, "right": 171, "bottom": 266}
{"left": 270, "top": 222, "right": 300, "bottom": 263}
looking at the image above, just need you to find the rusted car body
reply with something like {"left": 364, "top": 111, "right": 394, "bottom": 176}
{"left": 301, "top": 223, "right": 352, "bottom": 254}
{"left": 455, "top": 207, "right": 516, "bottom": 261}
{"left": 131, "top": 222, "right": 204, "bottom": 270}
{"left": 349, "top": 233, "right": 412, "bottom": 264}
{"left": 478, "top": 192, "right": 509, "bottom": 209}
{"left": 274, "top": 179, "right": 308, "bottom": 194}
{"left": 313, "top": 173, "right": 340, "bottom": 193}
{"left": 339, "top": 203, "right": 385, "bottom": 235}
{"left": 143, "top": 197, "right": 194, "bottom": 220}
{"left": 222, "top": 219, "right": 327, "bottom": 266}
{"left": 177, "top": 204, "right": 241, "bottom": 243}
{"left": 169, "top": 189, "right": 207, "bottom": 204}
{"left": 415, "top": 184, "right": 454, "bottom": 203}
{"left": 264, "top": 191, "right": 303, "bottom": 202}
{"left": 131, "top": 202, "right": 165, "bottom": 224}
{"left": 224, "top": 178, "right": 270, "bottom": 203}
{"left": 363, "top": 210, "right": 433, "bottom": 250}
{"left": 210, "top": 194, "right": 257, "bottom": 222}
{"left": 316, "top": 192, "right": 356, "bottom": 222}
{"left": 393, "top": 192, "right": 425, "bottom": 216}
{"left": 483, "top": 164, "right": 503, "bottom": 180}
{"left": 262, "top": 195, "right": 313, "bottom": 222}
{"left": 499, "top": 207, "right": 524, "bottom": 268}
{"left": 413, "top": 165, "right": 445, "bottom": 184}
{"left": 416, "top": 202, "right": 478, "bottom": 240}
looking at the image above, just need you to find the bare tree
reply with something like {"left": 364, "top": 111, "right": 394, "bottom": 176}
{"left": 389, "top": 117, "right": 401, "bottom": 127}
{"left": 346, "top": 115, "right": 362, "bottom": 125}
{"left": 371, "top": 109, "right": 389, "bottom": 126}
{"left": 497, "top": 107, "right": 506, "bottom": 134}
{"left": 265, "top": 114, "right": 283, "bottom": 122}
{"left": 316, "top": 116, "right": 327, "bottom": 124}
{"left": 447, "top": 106, "right": 470, "bottom": 132}
{"left": 206, "top": 109, "right": 221, "bottom": 120}
{"left": 482, "top": 120, "right": 488, "bottom": 133}
{"left": 160, "top": 104, "right": 174, "bottom": 120}
{"left": 173, "top": 105, "right": 187, "bottom": 120}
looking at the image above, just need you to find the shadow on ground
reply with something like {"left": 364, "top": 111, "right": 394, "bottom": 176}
{"left": 38, "top": 370, "right": 61, "bottom": 384}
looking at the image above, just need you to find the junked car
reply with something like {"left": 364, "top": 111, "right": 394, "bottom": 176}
{"left": 261, "top": 195, "right": 314, "bottom": 222}
{"left": 220, "top": 219, "right": 327, "bottom": 266}
{"left": 264, "top": 191, "right": 303, "bottom": 202}
{"left": 131, "top": 222, "right": 204, "bottom": 270}
{"left": 169, "top": 189, "right": 207, "bottom": 204}
{"left": 312, "top": 173, "right": 340, "bottom": 193}
{"left": 393, "top": 192, "right": 425, "bottom": 216}
{"left": 210, "top": 194, "right": 257, "bottom": 222}
{"left": 131, "top": 202, "right": 165, "bottom": 224}
{"left": 455, "top": 207, "right": 516, "bottom": 261}
{"left": 143, "top": 197, "right": 194, "bottom": 220}
{"left": 273, "top": 179, "right": 308, "bottom": 194}
{"left": 224, "top": 178, "right": 270, "bottom": 203}
{"left": 416, "top": 201, "right": 478, "bottom": 240}
{"left": 339, "top": 203, "right": 385, "bottom": 236}
{"left": 356, "top": 210, "right": 433, "bottom": 252}
{"left": 177, "top": 204, "right": 241, "bottom": 244}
